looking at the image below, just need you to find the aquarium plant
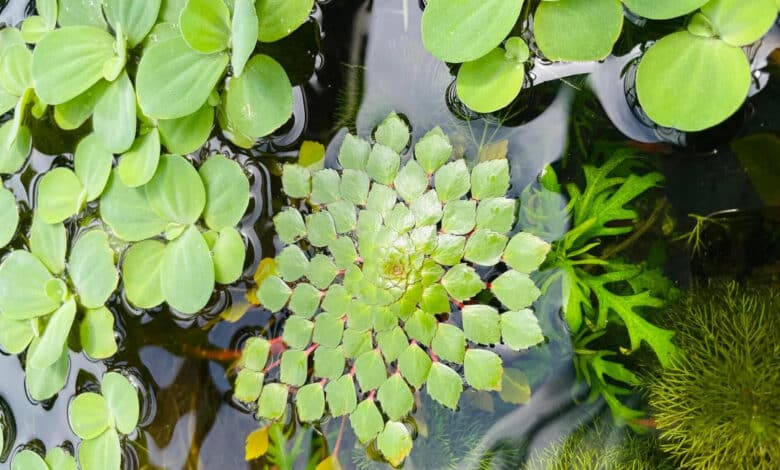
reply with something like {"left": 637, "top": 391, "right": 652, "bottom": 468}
{"left": 67, "top": 371, "right": 140, "bottom": 470}
{"left": 237, "top": 113, "right": 550, "bottom": 466}
{"left": 646, "top": 282, "right": 780, "bottom": 469}
{"left": 11, "top": 447, "right": 77, "bottom": 470}
{"left": 522, "top": 150, "right": 675, "bottom": 421}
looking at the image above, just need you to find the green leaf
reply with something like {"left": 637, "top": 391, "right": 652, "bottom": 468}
{"left": 58, "top": 0, "right": 107, "bottom": 27}
{"left": 421, "top": 0, "right": 523, "bottom": 63}
{"left": 376, "top": 326, "right": 409, "bottom": 362}
{"left": 636, "top": 31, "right": 750, "bottom": 132}
{"left": 296, "top": 383, "right": 325, "bottom": 422}
{"left": 464, "top": 349, "right": 502, "bottom": 391}
{"left": 69, "top": 392, "right": 111, "bottom": 439}
{"left": 179, "top": 0, "right": 231, "bottom": 53}
{"left": 93, "top": 71, "right": 136, "bottom": 154}
{"left": 257, "top": 383, "right": 289, "bottom": 420}
{"left": 27, "top": 298, "right": 76, "bottom": 369}
{"left": 282, "top": 316, "right": 314, "bottom": 349}
{"left": 211, "top": 227, "right": 245, "bottom": 284}
{"left": 377, "top": 373, "right": 414, "bottom": 420}
{"left": 79, "top": 428, "right": 121, "bottom": 470}
{"left": 313, "top": 346, "right": 344, "bottom": 380}
{"left": 11, "top": 450, "right": 48, "bottom": 470}
{"left": 471, "top": 159, "right": 509, "bottom": 200}
{"left": 282, "top": 164, "right": 311, "bottom": 198}
{"left": 117, "top": 129, "right": 160, "bottom": 188}
{"left": 69, "top": 230, "right": 118, "bottom": 309}
{"left": 241, "top": 337, "right": 270, "bottom": 371}
{"left": 225, "top": 54, "right": 293, "bottom": 140}
{"left": 503, "top": 232, "right": 550, "bottom": 273}
{"left": 104, "top": 0, "right": 161, "bottom": 47}
{"left": 441, "top": 200, "right": 476, "bottom": 235}
{"left": 462, "top": 305, "right": 500, "bottom": 345}
{"left": 354, "top": 350, "right": 387, "bottom": 392}
{"left": 32, "top": 26, "right": 115, "bottom": 104}
{"left": 306, "top": 254, "right": 338, "bottom": 290}
{"left": 421, "top": 284, "right": 450, "bottom": 314}
{"left": 275, "top": 245, "right": 309, "bottom": 282}
{"left": 288, "top": 283, "right": 321, "bottom": 318}
{"left": 200, "top": 155, "right": 249, "bottom": 230}
{"left": 137, "top": 36, "right": 228, "bottom": 119}
{"left": 37, "top": 168, "right": 85, "bottom": 224}
{"left": 0, "top": 120, "right": 31, "bottom": 174}
{"left": 256, "top": 0, "right": 314, "bottom": 42}
{"left": 414, "top": 129, "right": 452, "bottom": 174}
{"left": 341, "top": 328, "right": 373, "bottom": 358}
{"left": 431, "top": 234, "right": 465, "bottom": 266}
{"left": 145, "top": 154, "right": 206, "bottom": 225}
{"left": 350, "top": 399, "right": 384, "bottom": 443}
{"left": 80, "top": 307, "right": 118, "bottom": 359}
{"left": 0, "top": 44, "right": 32, "bottom": 96}
{"left": 45, "top": 447, "right": 77, "bottom": 470}
{"left": 29, "top": 214, "right": 66, "bottom": 275}
{"left": 26, "top": 343, "right": 69, "bottom": 400}
{"left": 376, "top": 421, "right": 413, "bottom": 467}
{"left": 431, "top": 323, "right": 466, "bottom": 364}
{"left": 374, "top": 112, "right": 410, "bottom": 153}
{"left": 534, "top": 0, "right": 624, "bottom": 62}
{"left": 0, "top": 313, "right": 35, "bottom": 354}
{"left": 326, "top": 374, "right": 357, "bottom": 416}
{"left": 273, "top": 208, "right": 306, "bottom": 244}
{"left": 311, "top": 168, "right": 342, "bottom": 204}
{"left": 366, "top": 184, "right": 398, "bottom": 216}
{"left": 410, "top": 190, "right": 443, "bottom": 226}
{"left": 312, "top": 312, "right": 344, "bottom": 347}
{"left": 501, "top": 309, "right": 543, "bottom": 350}
{"left": 366, "top": 144, "right": 401, "bottom": 186}
{"left": 320, "top": 284, "right": 350, "bottom": 315}
{"left": 53, "top": 80, "right": 107, "bottom": 130}
{"left": 328, "top": 200, "right": 357, "bottom": 234}
{"left": 394, "top": 159, "right": 428, "bottom": 203}
{"left": 434, "top": 160, "right": 470, "bottom": 202}
{"left": 384, "top": 204, "right": 415, "bottom": 233}
{"left": 491, "top": 270, "right": 540, "bottom": 310}
{"left": 121, "top": 240, "right": 166, "bottom": 309}
{"left": 102, "top": 371, "right": 139, "bottom": 434}
{"left": 405, "top": 310, "right": 437, "bottom": 346}
{"left": 398, "top": 343, "right": 432, "bottom": 389}
{"left": 700, "top": 0, "right": 777, "bottom": 46}
{"left": 441, "top": 263, "right": 484, "bottom": 301}
{"left": 475, "top": 197, "right": 515, "bottom": 233}
{"left": 0, "top": 186, "right": 18, "bottom": 248}
{"left": 623, "top": 0, "right": 708, "bottom": 19}
{"left": 0, "top": 251, "right": 59, "bottom": 320}
{"left": 340, "top": 169, "right": 370, "bottom": 205}
{"left": 456, "top": 47, "right": 524, "bottom": 113}
{"left": 231, "top": 0, "right": 259, "bottom": 76}
{"left": 305, "top": 211, "right": 337, "bottom": 247}
{"left": 426, "top": 362, "right": 462, "bottom": 409}
{"left": 464, "top": 229, "right": 507, "bottom": 266}
{"left": 159, "top": 103, "right": 214, "bottom": 154}
{"left": 235, "top": 369, "right": 264, "bottom": 402}
{"left": 160, "top": 226, "right": 215, "bottom": 314}
{"left": 257, "top": 275, "right": 291, "bottom": 312}
{"left": 338, "top": 134, "right": 371, "bottom": 170}
{"left": 280, "top": 349, "right": 308, "bottom": 386}
{"left": 499, "top": 368, "right": 531, "bottom": 404}
{"left": 74, "top": 134, "right": 113, "bottom": 202}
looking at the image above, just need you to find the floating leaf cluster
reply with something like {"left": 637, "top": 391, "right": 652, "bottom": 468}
{"left": 421, "top": 0, "right": 779, "bottom": 131}
{"left": 236, "top": 113, "right": 550, "bottom": 465}
{"left": 10, "top": 447, "right": 76, "bottom": 470}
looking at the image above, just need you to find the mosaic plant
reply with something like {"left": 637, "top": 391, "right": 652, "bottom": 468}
{"left": 236, "top": 113, "right": 550, "bottom": 465}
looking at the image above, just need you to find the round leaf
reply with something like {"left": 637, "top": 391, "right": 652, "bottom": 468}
{"left": 58, "top": 0, "right": 107, "bottom": 27}
{"left": 0, "top": 314, "right": 35, "bottom": 354}
{"left": 456, "top": 47, "right": 524, "bottom": 113}
{"left": 199, "top": 155, "right": 250, "bottom": 230}
{"left": 100, "top": 170, "right": 168, "bottom": 241}
{"left": 37, "top": 168, "right": 85, "bottom": 224}
{"left": 464, "top": 349, "right": 503, "bottom": 391}
{"left": 0, "top": 251, "right": 59, "bottom": 320}
{"left": 93, "top": 71, "right": 136, "bottom": 154}
{"left": 75, "top": 134, "right": 113, "bottom": 201}
{"left": 256, "top": 0, "right": 314, "bottom": 42}
{"left": 102, "top": 371, "right": 140, "bottom": 434}
{"left": 103, "top": 0, "right": 162, "bottom": 47}
{"left": 80, "top": 307, "right": 118, "bottom": 359}
{"left": 78, "top": 428, "right": 121, "bottom": 470}
{"left": 376, "top": 421, "right": 412, "bottom": 467}
{"left": 45, "top": 447, "right": 77, "bottom": 470}
{"left": 145, "top": 154, "right": 206, "bottom": 225}
{"left": 179, "top": 0, "right": 231, "bottom": 53}
{"left": 623, "top": 0, "right": 708, "bottom": 19}
{"left": 212, "top": 227, "right": 245, "bottom": 284}
{"left": 69, "top": 230, "right": 118, "bottom": 309}
{"left": 0, "top": 186, "right": 18, "bottom": 248}
{"left": 11, "top": 450, "right": 48, "bottom": 470}
{"left": 68, "top": 392, "right": 111, "bottom": 439}
{"left": 118, "top": 129, "right": 161, "bottom": 188}
{"left": 158, "top": 103, "right": 214, "bottom": 155}
{"left": 700, "top": 0, "right": 777, "bottom": 46}
{"left": 121, "top": 240, "right": 166, "bottom": 309}
{"left": 160, "top": 225, "right": 215, "bottom": 314}
{"left": 257, "top": 275, "right": 291, "bottom": 312}
{"left": 534, "top": 0, "right": 624, "bottom": 61}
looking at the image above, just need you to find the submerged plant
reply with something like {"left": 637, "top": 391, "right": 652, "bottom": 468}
{"left": 67, "top": 371, "right": 140, "bottom": 470}
{"left": 647, "top": 282, "right": 780, "bottom": 469}
{"left": 238, "top": 113, "right": 550, "bottom": 466}
{"left": 11, "top": 447, "right": 77, "bottom": 470}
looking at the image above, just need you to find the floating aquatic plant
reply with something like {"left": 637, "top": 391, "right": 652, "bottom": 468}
{"left": 11, "top": 447, "right": 77, "bottom": 470}
{"left": 67, "top": 371, "right": 140, "bottom": 470}
{"left": 238, "top": 113, "right": 549, "bottom": 466}
{"left": 646, "top": 282, "right": 780, "bottom": 469}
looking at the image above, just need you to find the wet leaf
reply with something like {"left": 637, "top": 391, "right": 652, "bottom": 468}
{"left": 78, "top": 428, "right": 120, "bottom": 470}
{"left": 426, "top": 362, "right": 462, "bottom": 409}
{"left": 80, "top": 307, "right": 118, "bottom": 359}
{"left": 434, "top": 160, "right": 470, "bottom": 202}
{"left": 463, "top": 229, "right": 507, "bottom": 266}
{"left": 231, "top": 0, "right": 259, "bottom": 76}
{"left": 0, "top": 120, "right": 31, "bottom": 174}
{"left": 93, "top": 71, "right": 136, "bottom": 154}
{"left": 501, "top": 309, "right": 544, "bottom": 350}
{"left": 281, "top": 316, "right": 313, "bottom": 349}
{"left": 431, "top": 323, "right": 466, "bottom": 364}
{"left": 498, "top": 367, "right": 531, "bottom": 405}
{"left": 366, "top": 144, "right": 400, "bottom": 186}
{"left": 257, "top": 275, "right": 291, "bottom": 312}
{"left": 28, "top": 299, "right": 76, "bottom": 369}
{"left": 441, "top": 263, "right": 485, "bottom": 301}
{"left": 456, "top": 47, "right": 524, "bottom": 113}
{"left": 75, "top": 134, "right": 113, "bottom": 201}
{"left": 354, "top": 349, "right": 387, "bottom": 392}
{"left": 257, "top": 383, "right": 289, "bottom": 419}
{"left": 100, "top": 170, "right": 168, "bottom": 241}
{"left": 160, "top": 226, "right": 215, "bottom": 314}
{"left": 503, "top": 232, "right": 551, "bottom": 273}
{"left": 235, "top": 369, "right": 264, "bottom": 402}
{"left": 122, "top": 240, "right": 166, "bottom": 309}
{"left": 102, "top": 371, "right": 140, "bottom": 434}
{"left": 145, "top": 154, "right": 206, "bottom": 225}
{"left": 118, "top": 129, "right": 160, "bottom": 188}
{"left": 700, "top": 0, "right": 777, "bottom": 47}
{"left": 26, "top": 343, "right": 69, "bottom": 401}
{"left": 180, "top": 0, "right": 231, "bottom": 53}
{"left": 491, "top": 270, "right": 541, "bottom": 310}
{"left": 37, "top": 168, "right": 85, "bottom": 224}
{"left": 441, "top": 200, "right": 476, "bottom": 235}
{"left": 69, "top": 392, "right": 111, "bottom": 439}
{"left": 326, "top": 374, "right": 357, "bottom": 416}
{"left": 45, "top": 447, "right": 77, "bottom": 470}
{"left": 69, "top": 230, "right": 118, "bottom": 309}
{"left": 377, "top": 374, "right": 413, "bottom": 420}
{"left": 462, "top": 305, "right": 500, "bottom": 346}
{"left": 158, "top": 104, "right": 214, "bottom": 155}
{"left": 623, "top": 0, "right": 708, "bottom": 19}
{"left": 0, "top": 44, "right": 32, "bottom": 96}
{"left": 11, "top": 450, "right": 48, "bottom": 470}
{"left": 350, "top": 399, "right": 384, "bottom": 443}
{"left": 0, "top": 314, "right": 35, "bottom": 354}
{"left": 0, "top": 251, "right": 59, "bottom": 320}
{"left": 313, "top": 346, "right": 345, "bottom": 380}
{"left": 256, "top": 0, "right": 314, "bottom": 43}
{"left": 374, "top": 112, "right": 409, "bottom": 153}
{"left": 296, "top": 383, "right": 325, "bottom": 422}
{"left": 0, "top": 186, "right": 18, "bottom": 249}
{"left": 212, "top": 227, "right": 245, "bottom": 284}
{"left": 104, "top": 0, "right": 161, "bottom": 47}
{"left": 398, "top": 343, "right": 432, "bottom": 389}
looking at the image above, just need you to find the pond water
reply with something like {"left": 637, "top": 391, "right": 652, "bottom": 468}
{"left": 1, "top": 1, "right": 779, "bottom": 469}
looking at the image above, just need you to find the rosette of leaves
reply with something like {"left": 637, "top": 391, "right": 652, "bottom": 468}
{"left": 67, "top": 371, "right": 140, "bottom": 470}
{"left": 521, "top": 150, "right": 675, "bottom": 421}
{"left": 11, "top": 447, "right": 77, "bottom": 470}
{"left": 0, "top": 218, "right": 119, "bottom": 401}
{"left": 238, "top": 113, "right": 549, "bottom": 466}
{"left": 102, "top": 154, "right": 250, "bottom": 315}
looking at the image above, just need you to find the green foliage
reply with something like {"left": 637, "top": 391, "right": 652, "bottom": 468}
{"left": 238, "top": 114, "right": 550, "bottom": 466}
{"left": 67, "top": 371, "right": 139, "bottom": 470}
{"left": 646, "top": 282, "right": 780, "bottom": 469}
{"left": 11, "top": 448, "right": 77, "bottom": 470}
{"left": 0, "top": 184, "right": 18, "bottom": 249}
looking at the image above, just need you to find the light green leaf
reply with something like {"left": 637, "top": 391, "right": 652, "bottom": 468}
{"left": 0, "top": 120, "right": 31, "bottom": 174}
{"left": 421, "top": 284, "right": 450, "bottom": 314}
{"left": 241, "top": 337, "right": 270, "bottom": 371}
{"left": 441, "top": 263, "right": 484, "bottom": 301}
{"left": 501, "top": 309, "right": 543, "bottom": 350}
{"left": 431, "top": 323, "right": 466, "bottom": 364}
{"left": 320, "top": 284, "right": 350, "bottom": 315}
{"left": 200, "top": 155, "right": 249, "bottom": 230}
{"left": 273, "top": 208, "right": 306, "bottom": 243}
{"left": 313, "top": 346, "right": 344, "bottom": 380}
{"left": 104, "top": 0, "right": 161, "bottom": 47}
{"left": 410, "top": 190, "right": 443, "bottom": 227}
{"left": 623, "top": 0, "right": 708, "bottom": 19}
{"left": 376, "top": 326, "right": 408, "bottom": 362}
{"left": 275, "top": 245, "right": 309, "bottom": 282}
{"left": 231, "top": 0, "right": 259, "bottom": 76}
{"left": 80, "top": 307, "right": 118, "bottom": 359}
{"left": 341, "top": 328, "right": 373, "bottom": 358}
{"left": 503, "top": 232, "right": 550, "bottom": 273}
{"left": 462, "top": 305, "right": 500, "bottom": 345}
{"left": 137, "top": 36, "right": 229, "bottom": 119}
{"left": 69, "top": 392, "right": 111, "bottom": 439}
{"left": 100, "top": 170, "right": 168, "bottom": 241}
{"left": 296, "top": 383, "right": 325, "bottom": 422}
{"left": 288, "top": 283, "right": 321, "bottom": 318}
{"left": 45, "top": 447, "right": 77, "bottom": 470}
{"left": 365, "top": 184, "right": 398, "bottom": 216}
{"left": 122, "top": 240, "right": 166, "bottom": 309}
{"left": 377, "top": 373, "right": 414, "bottom": 420}
{"left": 257, "top": 275, "right": 291, "bottom": 311}
{"left": 326, "top": 374, "right": 357, "bottom": 416}
{"left": 405, "top": 310, "right": 437, "bottom": 346}
{"left": 366, "top": 144, "right": 400, "bottom": 186}
{"left": 337, "top": 133, "right": 370, "bottom": 170}
{"left": 28, "top": 299, "right": 76, "bottom": 369}
{"left": 464, "top": 229, "right": 507, "bottom": 266}
{"left": 312, "top": 312, "right": 344, "bottom": 348}
{"left": 0, "top": 313, "right": 35, "bottom": 354}
{"left": 69, "top": 230, "right": 118, "bottom": 309}
{"left": 434, "top": 160, "right": 470, "bottom": 202}
{"left": 354, "top": 349, "right": 387, "bottom": 392}
{"left": 398, "top": 343, "right": 432, "bottom": 389}
{"left": 0, "top": 251, "right": 59, "bottom": 320}
{"left": 491, "top": 270, "right": 540, "bottom": 310}
{"left": 426, "top": 362, "right": 462, "bottom": 409}
{"left": 93, "top": 71, "right": 136, "bottom": 154}
{"left": 377, "top": 421, "right": 413, "bottom": 467}
{"left": 53, "top": 80, "right": 108, "bottom": 130}
{"left": 11, "top": 450, "right": 48, "bottom": 470}
{"left": 441, "top": 200, "right": 476, "bottom": 235}
{"left": 700, "top": 0, "right": 777, "bottom": 46}
{"left": 102, "top": 371, "right": 140, "bottom": 434}
{"left": 145, "top": 154, "right": 206, "bottom": 225}
{"left": 431, "top": 233, "right": 465, "bottom": 266}
{"left": 256, "top": 0, "right": 314, "bottom": 42}
{"left": 180, "top": 0, "right": 231, "bottom": 53}
{"left": 534, "top": 0, "right": 623, "bottom": 61}
{"left": 225, "top": 54, "right": 293, "bottom": 140}
{"left": 32, "top": 26, "right": 115, "bottom": 104}
{"left": 464, "top": 349, "right": 502, "bottom": 391}
{"left": 340, "top": 169, "right": 370, "bottom": 205}
{"left": 58, "top": 0, "right": 107, "bottom": 27}
{"left": 118, "top": 129, "right": 160, "bottom": 188}
{"left": 37, "top": 168, "right": 85, "bottom": 224}
{"left": 421, "top": 0, "right": 523, "bottom": 63}
{"left": 471, "top": 159, "right": 509, "bottom": 200}
{"left": 475, "top": 197, "right": 515, "bottom": 233}
{"left": 75, "top": 134, "right": 113, "bottom": 201}
{"left": 212, "top": 227, "right": 245, "bottom": 284}
{"left": 311, "top": 168, "right": 341, "bottom": 204}
{"left": 456, "top": 47, "right": 524, "bottom": 113}
{"left": 328, "top": 200, "right": 357, "bottom": 234}
{"left": 374, "top": 112, "right": 410, "bottom": 153}
{"left": 280, "top": 349, "right": 307, "bottom": 386}
{"left": 281, "top": 163, "right": 310, "bottom": 198}
{"left": 414, "top": 129, "right": 452, "bottom": 174}
{"left": 78, "top": 428, "right": 121, "bottom": 470}
{"left": 29, "top": 214, "right": 66, "bottom": 275}
{"left": 305, "top": 211, "right": 337, "bottom": 247}
{"left": 306, "top": 254, "right": 337, "bottom": 290}
{"left": 257, "top": 382, "right": 289, "bottom": 420}
{"left": 281, "top": 316, "right": 313, "bottom": 349}
{"left": 499, "top": 368, "right": 531, "bottom": 404}
{"left": 350, "top": 399, "right": 384, "bottom": 443}
{"left": 0, "top": 186, "right": 18, "bottom": 248}
{"left": 158, "top": 103, "right": 214, "bottom": 154}
{"left": 161, "top": 226, "right": 215, "bottom": 314}
{"left": 0, "top": 44, "right": 32, "bottom": 96}
{"left": 394, "top": 159, "right": 428, "bottom": 202}
{"left": 26, "top": 343, "right": 69, "bottom": 400}
{"left": 235, "top": 369, "right": 264, "bottom": 402}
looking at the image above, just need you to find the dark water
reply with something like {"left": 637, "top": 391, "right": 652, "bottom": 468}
{"left": 1, "top": 1, "right": 780, "bottom": 469}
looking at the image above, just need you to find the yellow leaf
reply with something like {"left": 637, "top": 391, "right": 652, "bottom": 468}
{"left": 253, "top": 257, "right": 277, "bottom": 286}
{"left": 298, "top": 140, "right": 326, "bottom": 170}
{"left": 316, "top": 455, "right": 342, "bottom": 470}
{"left": 219, "top": 301, "right": 252, "bottom": 323}
{"left": 477, "top": 139, "right": 508, "bottom": 162}
{"left": 245, "top": 426, "right": 269, "bottom": 461}
{"left": 498, "top": 368, "right": 531, "bottom": 405}
{"left": 246, "top": 288, "right": 259, "bottom": 305}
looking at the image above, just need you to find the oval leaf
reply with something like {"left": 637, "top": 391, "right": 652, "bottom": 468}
{"left": 199, "top": 155, "right": 250, "bottom": 230}
{"left": 180, "top": 0, "right": 231, "bottom": 53}
{"left": 158, "top": 103, "right": 214, "bottom": 155}
{"left": 0, "top": 251, "right": 59, "bottom": 320}
{"left": 28, "top": 298, "right": 76, "bottom": 369}
{"left": 75, "top": 133, "right": 114, "bottom": 201}
{"left": 160, "top": 225, "right": 215, "bottom": 314}
{"left": 534, "top": 0, "right": 624, "bottom": 62}
{"left": 456, "top": 47, "right": 524, "bottom": 113}
{"left": 212, "top": 227, "right": 246, "bottom": 284}
{"left": 68, "top": 392, "right": 111, "bottom": 440}
{"left": 69, "top": 230, "right": 118, "bottom": 309}
{"left": 78, "top": 428, "right": 121, "bottom": 470}
{"left": 145, "top": 154, "right": 206, "bottom": 225}
{"left": 102, "top": 371, "right": 140, "bottom": 434}
{"left": 118, "top": 128, "right": 161, "bottom": 188}
{"left": 37, "top": 168, "right": 85, "bottom": 224}
{"left": 100, "top": 170, "right": 168, "bottom": 241}
{"left": 256, "top": 0, "right": 314, "bottom": 43}
{"left": 104, "top": 0, "right": 162, "bottom": 47}
{"left": 623, "top": 0, "right": 708, "bottom": 19}
{"left": 93, "top": 71, "right": 136, "bottom": 154}
{"left": 0, "top": 186, "right": 18, "bottom": 248}
{"left": 80, "top": 307, "right": 118, "bottom": 359}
